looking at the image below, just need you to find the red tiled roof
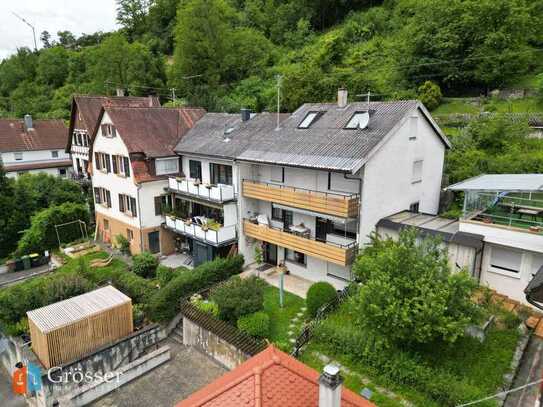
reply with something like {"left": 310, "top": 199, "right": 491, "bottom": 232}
{"left": 4, "top": 159, "right": 72, "bottom": 172}
{"left": 101, "top": 107, "right": 205, "bottom": 157}
{"left": 177, "top": 346, "right": 373, "bottom": 407}
{"left": 66, "top": 95, "right": 161, "bottom": 151}
{"left": 0, "top": 119, "right": 68, "bottom": 152}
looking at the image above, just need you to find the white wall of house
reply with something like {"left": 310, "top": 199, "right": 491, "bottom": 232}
{"left": 92, "top": 112, "right": 140, "bottom": 228}
{"left": 480, "top": 243, "right": 542, "bottom": 306}
{"left": 181, "top": 155, "right": 238, "bottom": 194}
{"left": 1, "top": 149, "right": 72, "bottom": 178}
{"left": 360, "top": 111, "right": 445, "bottom": 244}
{"left": 138, "top": 180, "right": 169, "bottom": 229}
{"left": 5, "top": 166, "right": 71, "bottom": 178}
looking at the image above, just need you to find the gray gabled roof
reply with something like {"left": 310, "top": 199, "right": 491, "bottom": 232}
{"left": 174, "top": 112, "right": 289, "bottom": 160}
{"left": 175, "top": 100, "right": 448, "bottom": 172}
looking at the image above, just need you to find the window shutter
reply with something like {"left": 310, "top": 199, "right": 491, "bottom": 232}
{"left": 95, "top": 153, "right": 101, "bottom": 170}
{"left": 130, "top": 197, "right": 137, "bottom": 217}
{"left": 94, "top": 187, "right": 101, "bottom": 204}
{"left": 106, "top": 190, "right": 111, "bottom": 208}
{"left": 123, "top": 157, "right": 130, "bottom": 177}
{"left": 119, "top": 194, "right": 125, "bottom": 212}
{"left": 111, "top": 126, "right": 116, "bottom": 137}
{"left": 101, "top": 124, "right": 107, "bottom": 136}
{"left": 154, "top": 196, "right": 162, "bottom": 216}
{"left": 112, "top": 155, "right": 118, "bottom": 174}
{"left": 105, "top": 154, "right": 111, "bottom": 173}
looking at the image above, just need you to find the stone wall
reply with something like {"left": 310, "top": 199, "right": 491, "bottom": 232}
{"left": 183, "top": 317, "right": 249, "bottom": 370}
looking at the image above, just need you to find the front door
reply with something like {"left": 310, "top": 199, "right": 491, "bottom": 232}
{"left": 193, "top": 241, "right": 213, "bottom": 267}
{"left": 264, "top": 243, "right": 278, "bottom": 265}
{"left": 148, "top": 231, "right": 160, "bottom": 254}
{"left": 316, "top": 217, "right": 331, "bottom": 242}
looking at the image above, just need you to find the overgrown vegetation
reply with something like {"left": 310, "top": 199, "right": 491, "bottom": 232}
{"left": 211, "top": 275, "right": 266, "bottom": 323}
{"left": 306, "top": 281, "right": 337, "bottom": 318}
{"left": 132, "top": 251, "right": 159, "bottom": 278}
{"left": 2, "top": 0, "right": 542, "bottom": 117}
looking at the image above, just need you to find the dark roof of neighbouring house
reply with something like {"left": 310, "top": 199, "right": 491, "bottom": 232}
{"left": 66, "top": 95, "right": 161, "bottom": 152}
{"left": 98, "top": 107, "right": 205, "bottom": 158}
{"left": 236, "top": 101, "right": 449, "bottom": 172}
{"left": 0, "top": 119, "right": 68, "bottom": 153}
{"left": 525, "top": 265, "right": 543, "bottom": 304}
{"left": 174, "top": 112, "right": 290, "bottom": 160}
{"left": 4, "top": 159, "right": 72, "bottom": 173}
{"left": 176, "top": 345, "right": 373, "bottom": 407}
{"left": 377, "top": 210, "right": 484, "bottom": 249}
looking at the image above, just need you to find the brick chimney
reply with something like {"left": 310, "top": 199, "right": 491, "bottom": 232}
{"left": 319, "top": 364, "right": 343, "bottom": 407}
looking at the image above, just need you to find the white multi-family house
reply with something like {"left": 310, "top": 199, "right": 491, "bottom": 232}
{"left": 66, "top": 95, "right": 160, "bottom": 179}
{"left": 165, "top": 110, "right": 285, "bottom": 267}
{"left": 445, "top": 174, "right": 543, "bottom": 307}
{"left": 91, "top": 106, "right": 204, "bottom": 255}
{"left": 0, "top": 115, "right": 72, "bottom": 178}
{"left": 166, "top": 90, "right": 449, "bottom": 286}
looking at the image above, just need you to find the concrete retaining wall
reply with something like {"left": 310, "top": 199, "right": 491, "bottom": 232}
{"left": 182, "top": 317, "right": 249, "bottom": 370}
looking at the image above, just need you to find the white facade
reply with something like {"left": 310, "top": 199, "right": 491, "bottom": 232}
{"left": 70, "top": 130, "right": 91, "bottom": 178}
{"left": 1, "top": 148, "right": 72, "bottom": 178}
{"left": 460, "top": 220, "right": 543, "bottom": 306}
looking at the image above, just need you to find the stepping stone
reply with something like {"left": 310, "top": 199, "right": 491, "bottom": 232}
{"left": 287, "top": 331, "right": 294, "bottom": 337}
{"left": 292, "top": 317, "right": 299, "bottom": 322}
{"left": 289, "top": 323, "right": 296, "bottom": 328}
{"left": 301, "top": 307, "right": 307, "bottom": 311}
{"left": 297, "top": 312, "right": 304, "bottom": 317}
{"left": 289, "top": 338, "right": 296, "bottom": 343}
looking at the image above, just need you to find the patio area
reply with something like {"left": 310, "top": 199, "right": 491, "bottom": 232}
{"left": 159, "top": 253, "right": 193, "bottom": 269}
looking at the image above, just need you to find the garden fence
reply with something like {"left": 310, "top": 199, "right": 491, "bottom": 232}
{"left": 291, "top": 284, "right": 354, "bottom": 358}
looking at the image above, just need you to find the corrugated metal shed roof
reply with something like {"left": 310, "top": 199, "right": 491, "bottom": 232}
{"left": 447, "top": 174, "right": 543, "bottom": 192}
{"left": 27, "top": 285, "right": 131, "bottom": 333}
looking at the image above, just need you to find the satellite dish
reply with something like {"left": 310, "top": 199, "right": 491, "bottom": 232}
{"left": 357, "top": 111, "right": 370, "bottom": 129}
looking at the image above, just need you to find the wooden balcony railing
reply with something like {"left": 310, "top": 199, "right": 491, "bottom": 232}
{"left": 242, "top": 180, "right": 359, "bottom": 218}
{"left": 243, "top": 220, "right": 356, "bottom": 266}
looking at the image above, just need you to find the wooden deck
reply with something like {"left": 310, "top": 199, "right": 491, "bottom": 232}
{"left": 243, "top": 220, "right": 356, "bottom": 266}
{"left": 242, "top": 180, "right": 359, "bottom": 218}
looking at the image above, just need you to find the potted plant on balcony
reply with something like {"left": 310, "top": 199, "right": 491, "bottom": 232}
{"left": 194, "top": 178, "right": 201, "bottom": 186}
{"left": 175, "top": 176, "right": 185, "bottom": 182}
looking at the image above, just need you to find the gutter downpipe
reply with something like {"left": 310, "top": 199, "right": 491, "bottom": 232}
{"left": 344, "top": 171, "right": 363, "bottom": 282}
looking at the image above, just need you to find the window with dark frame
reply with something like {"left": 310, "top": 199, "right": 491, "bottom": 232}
{"left": 271, "top": 205, "right": 283, "bottom": 221}
{"left": 51, "top": 150, "right": 59, "bottom": 158}
{"left": 189, "top": 160, "right": 202, "bottom": 180}
{"left": 210, "top": 163, "right": 233, "bottom": 185}
{"left": 298, "top": 111, "right": 321, "bottom": 129}
{"left": 127, "top": 229, "right": 133, "bottom": 241}
{"left": 285, "top": 249, "right": 306, "bottom": 266}
{"left": 409, "top": 202, "right": 420, "bottom": 213}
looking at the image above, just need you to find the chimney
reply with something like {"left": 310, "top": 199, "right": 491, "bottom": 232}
{"left": 337, "top": 88, "right": 348, "bottom": 108}
{"left": 24, "top": 114, "right": 33, "bottom": 131}
{"left": 319, "top": 364, "right": 343, "bottom": 407}
{"left": 148, "top": 95, "right": 154, "bottom": 107}
{"left": 241, "top": 108, "right": 251, "bottom": 122}
{"left": 116, "top": 88, "right": 125, "bottom": 97}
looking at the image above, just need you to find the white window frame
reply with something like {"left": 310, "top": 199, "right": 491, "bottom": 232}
{"left": 14, "top": 152, "right": 23, "bottom": 161}
{"left": 488, "top": 245, "right": 523, "bottom": 279}
{"left": 155, "top": 157, "right": 179, "bottom": 175}
{"left": 298, "top": 112, "right": 319, "bottom": 129}
{"left": 51, "top": 150, "right": 59, "bottom": 158}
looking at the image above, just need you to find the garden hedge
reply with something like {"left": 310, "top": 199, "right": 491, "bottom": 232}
{"left": 132, "top": 252, "right": 159, "bottom": 278}
{"left": 237, "top": 311, "right": 270, "bottom": 338}
{"left": 306, "top": 281, "right": 337, "bottom": 317}
{"left": 148, "top": 255, "right": 244, "bottom": 321}
{"left": 211, "top": 275, "right": 266, "bottom": 323}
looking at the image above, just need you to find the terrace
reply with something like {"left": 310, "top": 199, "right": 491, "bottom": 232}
{"left": 447, "top": 174, "right": 543, "bottom": 235}
{"left": 168, "top": 177, "right": 235, "bottom": 203}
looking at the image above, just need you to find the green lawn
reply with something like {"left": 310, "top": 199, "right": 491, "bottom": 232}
{"left": 262, "top": 284, "right": 305, "bottom": 345}
{"left": 434, "top": 97, "right": 543, "bottom": 116}
{"left": 433, "top": 99, "right": 479, "bottom": 115}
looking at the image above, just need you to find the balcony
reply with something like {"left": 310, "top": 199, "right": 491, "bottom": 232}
{"left": 242, "top": 180, "right": 359, "bottom": 218}
{"left": 169, "top": 177, "right": 235, "bottom": 203}
{"left": 243, "top": 219, "right": 356, "bottom": 266}
{"left": 71, "top": 145, "right": 89, "bottom": 155}
{"left": 165, "top": 215, "right": 236, "bottom": 246}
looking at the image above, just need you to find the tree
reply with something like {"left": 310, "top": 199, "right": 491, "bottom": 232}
{"left": 57, "top": 31, "right": 77, "bottom": 49}
{"left": 40, "top": 31, "right": 52, "bottom": 48}
{"left": 352, "top": 229, "right": 479, "bottom": 346}
{"left": 36, "top": 47, "right": 70, "bottom": 88}
{"left": 0, "top": 163, "right": 16, "bottom": 258}
{"left": 116, "top": 0, "right": 151, "bottom": 40}
{"left": 417, "top": 81, "right": 442, "bottom": 111}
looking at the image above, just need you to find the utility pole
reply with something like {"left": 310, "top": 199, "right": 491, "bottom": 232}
{"left": 170, "top": 88, "right": 177, "bottom": 103}
{"left": 12, "top": 12, "right": 37, "bottom": 51}
{"left": 275, "top": 74, "right": 282, "bottom": 130}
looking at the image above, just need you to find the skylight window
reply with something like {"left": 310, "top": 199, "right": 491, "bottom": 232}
{"left": 345, "top": 111, "right": 370, "bottom": 129}
{"left": 298, "top": 111, "right": 320, "bottom": 129}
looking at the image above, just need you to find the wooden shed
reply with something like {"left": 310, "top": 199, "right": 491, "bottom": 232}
{"left": 27, "top": 285, "right": 133, "bottom": 368}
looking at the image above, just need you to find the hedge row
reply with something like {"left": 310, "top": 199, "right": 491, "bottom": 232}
{"left": 313, "top": 320, "right": 488, "bottom": 406}
{"left": 148, "top": 255, "right": 244, "bottom": 321}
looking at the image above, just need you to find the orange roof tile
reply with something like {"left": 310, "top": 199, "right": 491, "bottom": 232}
{"left": 177, "top": 345, "right": 373, "bottom": 407}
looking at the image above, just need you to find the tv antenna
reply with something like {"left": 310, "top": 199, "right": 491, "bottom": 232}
{"left": 12, "top": 12, "right": 37, "bottom": 51}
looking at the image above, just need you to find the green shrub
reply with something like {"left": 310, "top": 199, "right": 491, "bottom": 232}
{"left": 114, "top": 271, "right": 157, "bottom": 303}
{"left": 115, "top": 234, "right": 131, "bottom": 255}
{"left": 133, "top": 304, "right": 145, "bottom": 327}
{"left": 237, "top": 311, "right": 270, "bottom": 338}
{"left": 132, "top": 252, "right": 159, "bottom": 278}
{"left": 16, "top": 203, "right": 90, "bottom": 255}
{"left": 156, "top": 265, "right": 184, "bottom": 287}
{"left": 211, "top": 276, "right": 266, "bottom": 323}
{"left": 195, "top": 299, "right": 219, "bottom": 317}
{"left": 417, "top": 80, "right": 442, "bottom": 111}
{"left": 148, "top": 255, "right": 244, "bottom": 321}
{"left": 306, "top": 281, "right": 337, "bottom": 317}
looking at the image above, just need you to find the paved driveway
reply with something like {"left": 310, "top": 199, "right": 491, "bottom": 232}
{"left": 91, "top": 340, "right": 226, "bottom": 407}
